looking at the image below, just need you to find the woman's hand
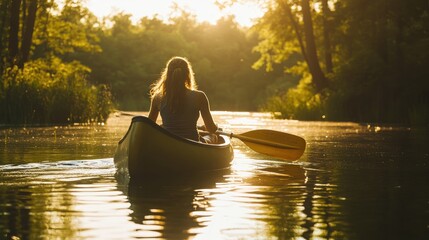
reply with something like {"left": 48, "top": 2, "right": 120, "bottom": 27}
{"left": 197, "top": 125, "right": 207, "bottom": 131}
{"left": 198, "top": 125, "right": 222, "bottom": 133}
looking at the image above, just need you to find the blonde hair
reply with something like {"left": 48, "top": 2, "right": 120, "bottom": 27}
{"left": 150, "top": 56, "right": 197, "bottom": 112}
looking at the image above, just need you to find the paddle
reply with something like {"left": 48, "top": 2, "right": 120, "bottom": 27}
{"left": 217, "top": 129, "right": 306, "bottom": 161}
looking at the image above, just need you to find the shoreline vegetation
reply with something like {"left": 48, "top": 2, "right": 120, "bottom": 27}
{"left": 0, "top": 58, "right": 112, "bottom": 125}
{"left": 0, "top": 0, "right": 428, "bottom": 126}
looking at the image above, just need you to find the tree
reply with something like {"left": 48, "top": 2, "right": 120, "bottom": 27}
{"left": 31, "top": 0, "right": 101, "bottom": 60}
{"left": 255, "top": 0, "right": 329, "bottom": 92}
{"left": 300, "top": 0, "right": 327, "bottom": 90}
{"left": 0, "top": 0, "right": 113, "bottom": 124}
{"left": 321, "top": 0, "right": 333, "bottom": 73}
{"left": 4, "top": 0, "right": 39, "bottom": 69}
{"left": 330, "top": 0, "right": 429, "bottom": 123}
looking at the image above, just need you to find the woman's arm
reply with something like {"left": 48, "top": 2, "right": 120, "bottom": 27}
{"left": 199, "top": 91, "right": 218, "bottom": 133}
{"left": 148, "top": 95, "right": 160, "bottom": 122}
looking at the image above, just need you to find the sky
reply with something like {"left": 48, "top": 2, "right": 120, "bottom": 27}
{"left": 84, "top": 0, "right": 264, "bottom": 27}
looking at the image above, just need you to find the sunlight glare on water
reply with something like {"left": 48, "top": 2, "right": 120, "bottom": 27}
{"left": 1, "top": 111, "right": 428, "bottom": 239}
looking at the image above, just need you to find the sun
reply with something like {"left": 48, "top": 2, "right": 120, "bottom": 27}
{"left": 85, "top": 0, "right": 263, "bottom": 27}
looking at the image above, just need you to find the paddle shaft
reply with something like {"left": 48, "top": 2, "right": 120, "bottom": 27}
{"left": 218, "top": 129, "right": 306, "bottom": 160}
{"left": 218, "top": 131, "right": 300, "bottom": 150}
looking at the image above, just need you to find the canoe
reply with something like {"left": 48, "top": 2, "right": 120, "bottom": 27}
{"left": 114, "top": 116, "right": 234, "bottom": 178}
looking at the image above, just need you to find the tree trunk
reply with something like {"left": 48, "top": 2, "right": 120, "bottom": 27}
{"left": 301, "top": 0, "right": 328, "bottom": 91}
{"left": 280, "top": 1, "right": 309, "bottom": 64}
{"left": 0, "top": 1, "right": 11, "bottom": 72}
{"left": 377, "top": 2, "right": 388, "bottom": 63}
{"left": 21, "top": 0, "right": 27, "bottom": 41}
{"left": 19, "top": 0, "right": 38, "bottom": 68}
{"left": 9, "top": 0, "right": 21, "bottom": 66}
{"left": 322, "top": 0, "right": 333, "bottom": 73}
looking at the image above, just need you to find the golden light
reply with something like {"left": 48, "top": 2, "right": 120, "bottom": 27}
{"left": 85, "top": 0, "right": 264, "bottom": 27}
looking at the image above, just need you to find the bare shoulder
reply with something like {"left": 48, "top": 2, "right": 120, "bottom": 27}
{"left": 153, "top": 93, "right": 163, "bottom": 102}
{"left": 192, "top": 90, "right": 208, "bottom": 100}
{"left": 151, "top": 93, "right": 162, "bottom": 108}
{"left": 190, "top": 90, "right": 208, "bottom": 108}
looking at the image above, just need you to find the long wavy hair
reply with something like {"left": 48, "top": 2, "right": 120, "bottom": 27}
{"left": 150, "top": 56, "right": 197, "bottom": 112}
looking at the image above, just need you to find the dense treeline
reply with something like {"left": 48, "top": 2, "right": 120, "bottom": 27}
{"left": 78, "top": 13, "right": 281, "bottom": 111}
{"left": 0, "top": 0, "right": 284, "bottom": 124}
{"left": 1, "top": 0, "right": 428, "bottom": 125}
{"left": 255, "top": 0, "right": 429, "bottom": 125}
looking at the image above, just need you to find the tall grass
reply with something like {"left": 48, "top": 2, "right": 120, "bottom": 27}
{"left": 0, "top": 57, "right": 112, "bottom": 124}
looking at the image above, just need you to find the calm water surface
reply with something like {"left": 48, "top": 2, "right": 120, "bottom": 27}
{"left": 1, "top": 112, "right": 428, "bottom": 239}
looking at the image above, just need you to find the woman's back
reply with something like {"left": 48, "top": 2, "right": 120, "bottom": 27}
{"left": 160, "top": 90, "right": 200, "bottom": 141}
{"left": 148, "top": 56, "right": 218, "bottom": 143}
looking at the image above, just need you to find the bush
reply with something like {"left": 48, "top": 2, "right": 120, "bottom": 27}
{"left": 262, "top": 76, "right": 326, "bottom": 120}
{"left": 0, "top": 57, "right": 112, "bottom": 124}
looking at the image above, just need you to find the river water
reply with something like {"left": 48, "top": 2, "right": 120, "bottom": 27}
{"left": 0, "top": 112, "right": 428, "bottom": 239}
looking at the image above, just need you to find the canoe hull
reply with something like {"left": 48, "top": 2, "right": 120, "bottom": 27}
{"left": 114, "top": 116, "right": 234, "bottom": 178}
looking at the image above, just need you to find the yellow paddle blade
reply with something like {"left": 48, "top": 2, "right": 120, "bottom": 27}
{"left": 232, "top": 129, "right": 306, "bottom": 161}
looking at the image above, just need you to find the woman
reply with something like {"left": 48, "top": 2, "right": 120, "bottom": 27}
{"left": 148, "top": 56, "right": 218, "bottom": 143}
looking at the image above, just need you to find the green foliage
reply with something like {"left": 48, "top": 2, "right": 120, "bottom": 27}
{"left": 263, "top": 73, "right": 325, "bottom": 120}
{"left": 330, "top": 0, "right": 429, "bottom": 124}
{"left": 255, "top": 0, "right": 429, "bottom": 125}
{"left": 0, "top": 0, "right": 112, "bottom": 124}
{"left": 189, "top": 17, "right": 271, "bottom": 110}
{"left": 82, "top": 14, "right": 193, "bottom": 110}
{"left": 32, "top": 0, "right": 101, "bottom": 58}
{"left": 252, "top": 1, "right": 302, "bottom": 72}
{"left": 3, "top": 0, "right": 427, "bottom": 126}
{"left": 79, "top": 14, "right": 279, "bottom": 111}
{"left": 0, "top": 57, "right": 112, "bottom": 124}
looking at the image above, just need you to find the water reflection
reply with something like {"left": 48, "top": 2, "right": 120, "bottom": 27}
{"left": 1, "top": 112, "right": 428, "bottom": 239}
{"left": 0, "top": 159, "right": 121, "bottom": 239}
{"left": 118, "top": 169, "right": 228, "bottom": 239}
{"left": 113, "top": 159, "right": 313, "bottom": 239}
{"left": 190, "top": 159, "right": 310, "bottom": 239}
{"left": 0, "top": 116, "right": 129, "bottom": 165}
